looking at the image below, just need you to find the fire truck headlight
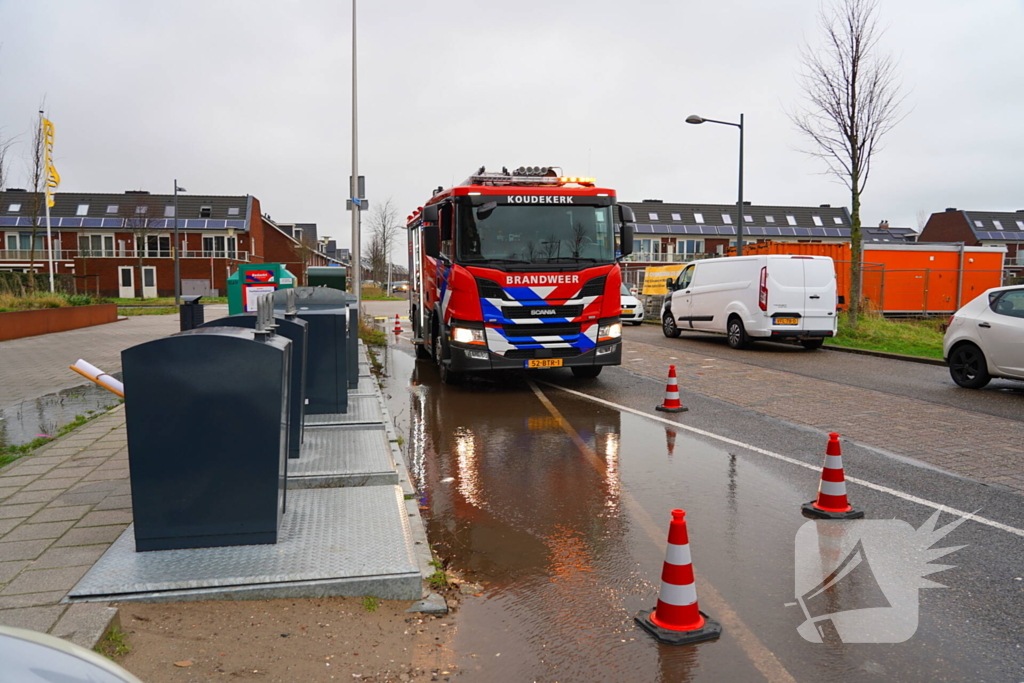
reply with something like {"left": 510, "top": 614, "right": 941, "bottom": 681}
{"left": 598, "top": 323, "right": 622, "bottom": 339}
{"left": 452, "top": 327, "right": 485, "bottom": 344}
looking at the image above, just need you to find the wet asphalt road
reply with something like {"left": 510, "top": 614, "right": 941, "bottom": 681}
{"left": 377, "top": 327, "right": 1024, "bottom": 683}
{"left": 626, "top": 323, "right": 1024, "bottom": 423}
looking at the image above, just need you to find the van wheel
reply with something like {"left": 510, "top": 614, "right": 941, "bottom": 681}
{"left": 571, "top": 366, "right": 602, "bottom": 379}
{"left": 948, "top": 343, "right": 990, "bottom": 389}
{"left": 662, "top": 312, "right": 681, "bottom": 338}
{"left": 727, "top": 317, "right": 748, "bottom": 349}
{"left": 801, "top": 339, "right": 824, "bottom": 350}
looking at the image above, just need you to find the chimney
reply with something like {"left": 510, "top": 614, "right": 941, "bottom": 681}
{"left": 642, "top": 199, "right": 663, "bottom": 203}
{"left": 945, "top": 207, "right": 957, "bottom": 212}
{"left": 743, "top": 201, "right": 752, "bottom": 205}
{"left": 124, "top": 190, "right": 150, "bottom": 195}
{"left": 819, "top": 204, "right": 831, "bottom": 208}
{"left": 879, "top": 220, "right": 889, "bottom": 230}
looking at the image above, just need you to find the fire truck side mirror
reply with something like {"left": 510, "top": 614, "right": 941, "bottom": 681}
{"left": 619, "top": 221, "right": 634, "bottom": 258}
{"left": 619, "top": 205, "right": 636, "bottom": 224}
{"left": 422, "top": 205, "right": 440, "bottom": 223}
{"left": 423, "top": 225, "right": 440, "bottom": 258}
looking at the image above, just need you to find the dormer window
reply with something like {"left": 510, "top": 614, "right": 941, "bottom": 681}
{"left": 812, "top": 215, "right": 823, "bottom": 226}
{"left": 765, "top": 215, "right": 775, "bottom": 223}
{"left": 164, "top": 205, "right": 175, "bottom": 217}
{"left": 106, "top": 205, "right": 118, "bottom": 214}
{"left": 671, "top": 213, "right": 681, "bottom": 221}
{"left": 721, "top": 214, "right": 732, "bottom": 224}
{"left": 76, "top": 204, "right": 89, "bottom": 216}
{"left": 200, "top": 206, "right": 212, "bottom": 218}
{"left": 648, "top": 212, "right": 659, "bottom": 221}
{"left": 786, "top": 215, "right": 798, "bottom": 226}
{"left": 6, "top": 203, "right": 20, "bottom": 212}
{"left": 693, "top": 212, "right": 704, "bottom": 224}
{"left": 228, "top": 207, "right": 240, "bottom": 216}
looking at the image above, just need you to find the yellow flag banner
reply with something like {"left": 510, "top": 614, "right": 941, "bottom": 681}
{"left": 641, "top": 265, "right": 685, "bottom": 296}
{"left": 42, "top": 118, "right": 60, "bottom": 208}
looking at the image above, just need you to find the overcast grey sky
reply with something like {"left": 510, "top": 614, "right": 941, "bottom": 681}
{"left": 1, "top": 0, "right": 1021, "bottom": 250}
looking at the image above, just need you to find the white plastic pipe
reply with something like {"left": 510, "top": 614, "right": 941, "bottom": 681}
{"left": 69, "top": 359, "right": 125, "bottom": 398}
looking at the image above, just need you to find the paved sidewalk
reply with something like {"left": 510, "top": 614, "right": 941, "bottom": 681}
{"left": 623, "top": 339, "right": 1024, "bottom": 492}
{"left": 0, "top": 305, "right": 227, "bottom": 409}
{"left": 0, "top": 406, "right": 129, "bottom": 646}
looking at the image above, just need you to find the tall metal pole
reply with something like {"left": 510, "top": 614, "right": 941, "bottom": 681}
{"left": 736, "top": 113, "right": 744, "bottom": 257}
{"left": 351, "top": 0, "right": 361, "bottom": 313}
{"left": 173, "top": 180, "right": 181, "bottom": 305}
{"left": 41, "top": 112, "right": 55, "bottom": 292}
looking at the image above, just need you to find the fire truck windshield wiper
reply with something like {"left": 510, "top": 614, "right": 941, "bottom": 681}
{"left": 473, "top": 258, "right": 531, "bottom": 264}
{"left": 544, "top": 256, "right": 600, "bottom": 263}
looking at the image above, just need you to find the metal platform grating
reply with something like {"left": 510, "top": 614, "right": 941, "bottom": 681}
{"left": 304, "top": 396, "right": 383, "bottom": 426}
{"left": 350, "top": 375, "right": 379, "bottom": 397}
{"left": 66, "top": 487, "right": 422, "bottom": 603}
{"left": 289, "top": 428, "right": 397, "bottom": 488}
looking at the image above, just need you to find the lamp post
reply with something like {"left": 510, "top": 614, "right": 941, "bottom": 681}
{"left": 173, "top": 180, "right": 186, "bottom": 305}
{"left": 686, "top": 113, "right": 744, "bottom": 256}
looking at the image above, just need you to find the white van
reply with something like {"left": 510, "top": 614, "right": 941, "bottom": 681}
{"left": 660, "top": 255, "right": 838, "bottom": 349}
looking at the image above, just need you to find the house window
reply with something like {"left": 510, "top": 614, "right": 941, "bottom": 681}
{"left": 744, "top": 215, "right": 753, "bottom": 223}
{"left": 135, "top": 205, "right": 148, "bottom": 214}
{"left": 974, "top": 220, "right": 984, "bottom": 228}
{"left": 721, "top": 213, "right": 732, "bottom": 224}
{"left": 202, "top": 235, "right": 237, "bottom": 259}
{"left": 648, "top": 213, "right": 659, "bottom": 221}
{"left": 812, "top": 215, "right": 823, "bottom": 226}
{"left": 106, "top": 205, "right": 118, "bottom": 214}
{"left": 693, "top": 212, "right": 704, "bottom": 224}
{"left": 7, "top": 203, "right": 20, "bottom": 212}
{"left": 294, "top": 228, "right": 303, "bottom": 240}
{"left": 671, "top": 213, "right": 681, "bottom": 221}
{"left": 833, "top": 216, "right": 843, "bottom": 224}
{"left": 140, "top": 235, "right": 171, "bottom": 257}
{"left": 765, "top": 215, "right": 775, "bottom": 223}
{"left": 228, "top": 207, "right": 240, "bottom": 216}
{"left": 786, "top": 215, "right": 797, "bottom": 226}
{"left": 1017, "top": 221, "right": 1024, "bottom": 230}
{"left": 993, "top": 220, "right": 1003, "bottom": 230}
{"left": 78, "top": 234, "right": 114, "bottom": 257}
{"left": 200, "top": 206, "right": 213, "bottom": 218}
{"left": 76, "top": 204, "right": 89, "bottom": 216}
{"left": 14, "top": 233, "right": 44, "bottom": 250}
{"left": 164, "top": 205, "right": 175, "bottom": 217}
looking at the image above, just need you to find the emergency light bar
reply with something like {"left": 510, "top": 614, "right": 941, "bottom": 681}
{"left": 462, "top": 166, "right": 597, "bottom": 187}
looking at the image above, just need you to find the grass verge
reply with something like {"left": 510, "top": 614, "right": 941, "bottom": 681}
{"left": 106, "top": 296, "right": 228, "bottom": 305}
{"left": 825, "top": 312, "right": 945, "bottom": 360}
{"left": 0, "top": 292, "right": 100, "bottom": 312}
{"left": 95, "top": 626, "right": 130, "bottom": 660}
{"left": 118, "top": 307, "right": 179, "bottom": 316}
{"left": 0, "top": 409, "right": 111, "bottom": 470}
{"left": 360, "top": 596, "right": 380, "bottom": 613}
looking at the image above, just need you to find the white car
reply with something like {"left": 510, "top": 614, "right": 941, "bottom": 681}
{"left": 943, "top": 284, "right": 1024, "bottom": 388}
{"left": 621, "top": 284, "right": 644, "bottom": 325}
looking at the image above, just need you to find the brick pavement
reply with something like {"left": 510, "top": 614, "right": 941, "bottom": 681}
{"left": 623, "top": 339, "right": 1024, "bottom": 492}
{"left": 0, "top": 305, "right": 227, "bottom": 409}
{"left": 0, "top": 406, "right": 129, "bottom": 646}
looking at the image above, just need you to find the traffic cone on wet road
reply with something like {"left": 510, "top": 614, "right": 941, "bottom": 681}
{"left": 665, "top": 428, "right": 677, "bottom": 457}
{"left": 801, "top": 433, "right": 864, "bottom": 520}
{"left": 656, "top": 365, "right": 688, "bottom": 413}
{"left": 393, "top": 314, "right": 402, "bottom": 336}
{"left": 636, "top": 509, "right": 722, "bottom": 645}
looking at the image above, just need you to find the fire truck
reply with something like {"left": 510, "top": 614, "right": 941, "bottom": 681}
{"left": 406, "top": 166, "right": 635, "bottom": 384}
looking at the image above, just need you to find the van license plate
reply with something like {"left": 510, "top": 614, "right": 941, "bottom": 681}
{"left": 774, "top": 318, "right": 799, "bottom": 325}
{"left": 526, "top": 359, "right": 563, "bottom": 368}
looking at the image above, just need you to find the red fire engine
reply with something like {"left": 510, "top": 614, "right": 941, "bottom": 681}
{"left": 406, "top": 166, "right": 635, "bottom": 384}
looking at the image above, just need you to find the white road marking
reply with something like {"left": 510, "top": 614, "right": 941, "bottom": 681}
{"left": 539, "top": 381, "right": 1024, "bottom": 539}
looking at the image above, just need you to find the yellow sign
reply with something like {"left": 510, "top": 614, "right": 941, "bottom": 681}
{"left": 42, "top": 118, "right": 60, "bottom": 208}
{"left": 642, "top": 265, "right": 685, "bottom": 295}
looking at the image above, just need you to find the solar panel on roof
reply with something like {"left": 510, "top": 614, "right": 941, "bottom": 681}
{"left": 60, "top": 218, "right": 83, "bottom": 228}
{"left": 766, "top": 227, "right": 781, "bottom": 236}
{"left": 794, "top": 228, "right": 811, "bottom": 236}
{"left": 83, "top": 218, "right": 103, "bottom": 228}
{"left": 719, "top": 226, "right": 736, "bottom": 236}
{"left": 635, "top": 224, "right": 652, "bottom": 233}
{"left": 184, "top": 219, "right": 207, "bottom": 228}
{"left": 0, "top": 217, "right": 16, "bottom": 227}
{"left": 226, "top": 220, "right": 246, "bottom": 229}
{"left": 782, "top": 227, "right": 797, "bottom": 236}
{"left": 207, "top": 220, "right": 227, "bottom": 229}
{"left": 747, "top": 226, "right": 765, "bottom": 236}
{"left": 669, "top": 225, "right": 687, "bottom": 235}
{"left": 102, "top": 218, "right": 122, "bottom": 228}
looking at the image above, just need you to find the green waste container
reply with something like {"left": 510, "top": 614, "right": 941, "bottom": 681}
{"left": 307, "top": 266, "right": 347, "bottom": 291}
{"left": 227, "top": 264, "right": 297, "bottom": 315}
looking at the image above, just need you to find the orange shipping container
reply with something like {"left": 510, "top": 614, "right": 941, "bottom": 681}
{"left": 726, "top": 241, "right": 1006, "bottom": 314}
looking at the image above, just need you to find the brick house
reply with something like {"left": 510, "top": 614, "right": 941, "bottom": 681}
{"left": 0, "top": 190, "right": 338, "bottom": 297}
{"left": 619, "top": 200, "right": 914, "bottom": 264}
{"left": 919, "top": 208, "right": 1024, "bottom": 270}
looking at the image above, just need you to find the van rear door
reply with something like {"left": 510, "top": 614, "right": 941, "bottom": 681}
{"left": 801, "top": 257, "right": 838, "bottom": 333}
{"left": 765, "top": 257, "right": 806, "bottom": 331}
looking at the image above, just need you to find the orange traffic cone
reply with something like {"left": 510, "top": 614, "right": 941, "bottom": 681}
{"left": 393, "top": 314, "right": 402, "bottom": 335}
{"left": 665, "top": 428, "right": 677, "bottom": 458}
{"left": 636, "top": 510, "right": 721, "bottom": 645}
{"left": 656, "top": 365, "right": 688, "bottom": 413}
{"left": 801, "top": 433, "right": 864, "bottom": 520}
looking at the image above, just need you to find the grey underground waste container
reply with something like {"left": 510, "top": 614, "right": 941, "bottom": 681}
{"left": 121, "top": 326, "right": 291, "bottom": 551}
{"left": 199, "top": 314, "right": 308, "bottom": 460}
{"left": 179, "top": 295, "right": 205, "bottom": 332}
{"left": 273, "top": 287, "right": 354, "bottom": 415}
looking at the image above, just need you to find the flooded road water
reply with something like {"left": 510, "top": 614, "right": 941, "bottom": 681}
{"left": 378, "top": 338, "right": 1022, "bottom": 683}
{"left": 0, "top": 377, "right": 122, "bottom": 448}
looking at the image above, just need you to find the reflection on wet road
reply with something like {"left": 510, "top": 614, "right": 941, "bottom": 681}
{"left": 381, "top": 341, "right": 1022, "bottom": 682}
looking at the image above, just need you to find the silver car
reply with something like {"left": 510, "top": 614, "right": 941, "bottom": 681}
{"left": 943, "top": 284, "right": 1024, "bottom": 388}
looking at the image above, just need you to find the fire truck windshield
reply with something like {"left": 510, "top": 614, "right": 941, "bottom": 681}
{"left": 456, "top": 204, "right": 615, "bottom": 265}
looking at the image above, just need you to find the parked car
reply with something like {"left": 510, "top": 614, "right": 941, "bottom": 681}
{"left": 943, "top": 285, "right": 1024, "bottom": 388}
{"left": 621, "top": 284, "right": 644, "bottom": 325}
{"left": 390, "top": 281, "right": 410, "bottom": 293}
{"left": 0, "top": 624, "right": 143, "bottom": 682}
{"left": 660, "top": 255, "right": 838, "bottom": 349}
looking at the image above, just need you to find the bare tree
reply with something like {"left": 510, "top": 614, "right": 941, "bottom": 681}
{"left": 0, "top": 130, "right": 15, "bottom": 192}
{"left": 365, "top": 198, "right": 403, "bottom": 290}
{"left": 123, "top": 197, "right": 159, "bottom": 299}
{"left": 790, "top": 0, "right": 905, "bottom": 326}
{"left": 291, "top": 231, "right": 320, "bottom": 285}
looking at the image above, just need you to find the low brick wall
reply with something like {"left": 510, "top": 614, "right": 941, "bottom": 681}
{"left": 0, "top": 304, "right": 119, "bottom": 342}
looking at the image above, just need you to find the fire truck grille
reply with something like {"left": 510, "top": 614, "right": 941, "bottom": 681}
{"left": 475, "top": 278, "right": 507, "bottom": 300}
{"left": 501, "top": 323, "right": 581, "bottom": 337}
{"left": 504, "top": 348, "right": 583, "bottom": 360}
{"left": 502, "top": 305, "right": 583, "bottom": 319}
{"left": 579, "top": 275, "right": 607, "bottom": 297}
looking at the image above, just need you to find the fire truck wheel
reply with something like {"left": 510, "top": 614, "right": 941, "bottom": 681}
{"left": 433, "top": 329, "right": 463, "bottom": 385}
{"left": 571, "top": 366, "right": 602, "bottom": 379}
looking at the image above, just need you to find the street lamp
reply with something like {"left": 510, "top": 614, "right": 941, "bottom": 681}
{"left": 686, "top": 113, "right": 745, "bottom": 256}
{"left": 173, "top": 180, "right": 186, "bottom": 305}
